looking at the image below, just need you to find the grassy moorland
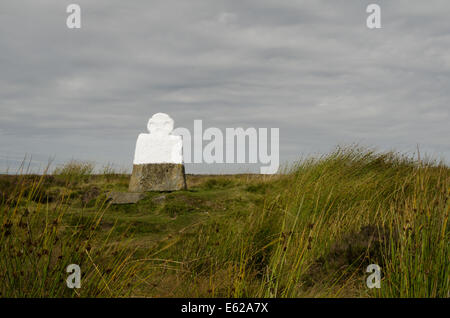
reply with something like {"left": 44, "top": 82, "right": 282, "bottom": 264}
{"left": 0, "top": 147, "right": 448, "bottom": 297}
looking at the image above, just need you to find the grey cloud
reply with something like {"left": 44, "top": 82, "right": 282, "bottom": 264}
{"left": 0, "top": 0, "right": 449, "bottom": 173}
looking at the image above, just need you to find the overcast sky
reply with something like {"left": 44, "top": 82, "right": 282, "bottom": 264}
{"left": 0, "top": 0, "right": 449, "bottom": 174}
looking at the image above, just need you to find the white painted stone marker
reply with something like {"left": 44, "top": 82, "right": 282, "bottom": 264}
{"left": 133, "top": 113, "right": 183, "bottom": 164}
{"left": 129, "top": 113, "right": 186, "bottom": 192}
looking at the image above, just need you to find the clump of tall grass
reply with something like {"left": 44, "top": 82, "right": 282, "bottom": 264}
{"left": 53, "top": 160, "right": 95, "bottom": 185}
{"left": 259, "top": 147, "right": 447, "bottom": 297}
{"left": 161, "top": 146, "right": 448, "bottom": 297}
{"left": 0, "top": 171, "right": 150, "bottom": 297}
{"left": 377, "top": 161, "right": 449, "bottom": 297}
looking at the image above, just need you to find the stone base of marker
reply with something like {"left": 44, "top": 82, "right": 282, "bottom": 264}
{"left": 129, "top": 163, "right": 187, "bottom": 192}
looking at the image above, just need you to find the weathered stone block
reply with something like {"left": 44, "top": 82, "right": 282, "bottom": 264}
{"left": 107, "top": 192, "right": 145, "bottom": 204}
{"left": 128, "top": 163, "right": 187, "bottom": 192}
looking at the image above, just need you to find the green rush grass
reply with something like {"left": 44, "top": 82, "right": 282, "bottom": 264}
{"left": 1, "top": 146, "right": 448, "bottom": 297}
